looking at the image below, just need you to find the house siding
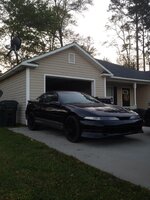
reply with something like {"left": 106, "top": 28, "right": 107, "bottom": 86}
{"left": 30, "top": 48, "right": 105, "bottom": 99}
{"left": 0, "top": 70, "right": 26, "bottom": 124}
{"left": 137, "top": 85, "right": 150, "bottom": 108}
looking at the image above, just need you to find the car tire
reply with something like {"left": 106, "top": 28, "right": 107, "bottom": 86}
{"left": 144, "top": 109, "right": 150, "bottom": 126}
{"left": 64, "top": 115, "right": 81, "bottom": 143}
{"left": 27, "top": 113, "right": 37, "bottom": 130}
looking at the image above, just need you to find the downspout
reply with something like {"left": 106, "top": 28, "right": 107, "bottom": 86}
{"left": 133, "top": 83, "right": 137, "bottom": 109}
{"left": 26, "top": 68, "right": 30, "bottom": 106}
{"left": 104, "top": 77, "right": 106, "bottom": 97}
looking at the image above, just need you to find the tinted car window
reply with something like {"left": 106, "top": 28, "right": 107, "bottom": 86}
{"left": 38, "top": 93, "right": 58, "bottom": 103}
{"left": 59, "top": 92, "right": 101, "bottom": 104}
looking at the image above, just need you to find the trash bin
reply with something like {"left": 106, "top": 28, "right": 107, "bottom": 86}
{"left": 0, "top": 103, "right": 5, "bottom": 126}
{"left": 0, "top": 100, "right": 18, "bottom": 127}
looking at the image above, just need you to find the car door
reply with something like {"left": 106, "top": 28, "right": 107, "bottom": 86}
{"left": 39, "top": 92, "right": 67, "bottom": 128}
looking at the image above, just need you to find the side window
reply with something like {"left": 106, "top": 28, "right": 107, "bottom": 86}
{"left": 38, "top": 94, "right": 47, "bottom": 102}
{"left": 39, "top": 93, "right": 58, "bottom": 103}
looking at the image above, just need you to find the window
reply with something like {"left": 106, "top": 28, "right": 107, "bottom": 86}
{"left": 106, "top": 86, "right": 117, "bottom": 105}
{"left": 38, "top": 93, "right": 58, "bottom": 103}
{"left": 68, "top": 53, "right": 75, "bottom": 64}
{"left": 106, "top": 87, "right": 114, "bottom": 97}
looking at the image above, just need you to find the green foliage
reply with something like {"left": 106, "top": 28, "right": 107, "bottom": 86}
{"left": 0, "top": 0, "right": 93, "bottom": 69}
{"left": 128, "top": 0, "right": 150, "bottom": 30}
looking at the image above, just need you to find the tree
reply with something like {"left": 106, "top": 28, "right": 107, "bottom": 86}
{"left": 128, "top": 0, "right": 150, "bottom": 31}
{"left": 107, "top": 0, "right": 150, "bottom": 70}
{"left": 105, "top": 14, "right": 136, "bottom": 68}
{"left": 52, "top": 0, "right": 93, "bottom": 47}
{"left": 0, "top": 0, "right": 56, "bottom": 67}
{"left": 64, "top": 30, "right": 97, "bottom": 56}
{"left": 0, "top": 0, "right": 93, "bottom": 69}
{"left": 127, "top": 0, "right": 150, "bottom": 70}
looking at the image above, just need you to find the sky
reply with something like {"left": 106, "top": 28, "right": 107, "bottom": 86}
{"left": 72, "top": 0, "right": 117, "bottom": 62}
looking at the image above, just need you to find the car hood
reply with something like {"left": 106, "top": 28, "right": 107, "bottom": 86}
{"left": 66, "top": 103, "right": 134, "bottom": 117}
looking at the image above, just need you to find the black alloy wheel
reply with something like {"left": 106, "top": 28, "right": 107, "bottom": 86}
{"left": 64, "top": 115, "right": 81, "bottom": 143}
{"left": 27, "top": 113, "right": 37, "bottom": 130}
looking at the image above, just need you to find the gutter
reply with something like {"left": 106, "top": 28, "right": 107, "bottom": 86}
{"left": 101, "top": 73, "right": 150, "bottom": 83}
{"left": 101, "top": 73, "right": 113, "bottom": 77}
{"left": 111, "top": 76, "right": 150, "bottom": 83}
{"left": 0, "top": 62, "right": 38, "bottom": 82}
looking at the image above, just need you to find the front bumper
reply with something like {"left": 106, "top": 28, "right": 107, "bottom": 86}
{"left": 80, "top": 119, "right": 143, "bottom": 135}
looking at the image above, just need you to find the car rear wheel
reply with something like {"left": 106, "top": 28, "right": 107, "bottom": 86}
{"left": 27, "top": 113, "right": 37, "bottom": 130}
{"left": 64, "top": 115, "right": 81, "bottom": 143}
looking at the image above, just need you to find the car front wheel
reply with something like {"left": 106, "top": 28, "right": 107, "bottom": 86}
{"left": 64, "top": 115, "right": 81, "bottom": 143}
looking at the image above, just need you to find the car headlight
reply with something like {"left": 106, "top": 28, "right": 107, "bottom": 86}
{"left": 130, "top": 115, "right": 140, "bottom": 120}
{"left": 84, "top": 116, "right": 119, "bottom": 121}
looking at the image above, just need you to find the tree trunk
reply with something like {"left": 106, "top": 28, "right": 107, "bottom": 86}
{"left": 59, "top": 29, "right": 63, "bottom": 47}
{"left": 135, "top": 9, "right": 139, "bottom": 71}
{"left": 142, "top": 26, "right": 146, "bottom": 71}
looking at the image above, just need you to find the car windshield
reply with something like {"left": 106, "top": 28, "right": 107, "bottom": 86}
{"left": 59, "top": 91, "right": 101, "bottom": 104}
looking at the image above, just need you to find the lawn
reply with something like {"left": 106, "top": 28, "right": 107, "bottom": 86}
{"left": 0, "top": 128, "right": 150, "bottom": 200}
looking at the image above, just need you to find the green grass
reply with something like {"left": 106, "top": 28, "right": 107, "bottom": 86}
{"left": 0, "top": 128, "right": 150, "bottom": 200}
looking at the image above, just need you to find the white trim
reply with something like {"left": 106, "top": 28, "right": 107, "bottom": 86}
{"left": 91, "top": 80, "right": 96, "bottom": 97}
{"left": 101, "top": 73, "right": 113, "bottom": 77}
{"left": 44, "top": 74, "right": 96, "bottom": 96}
{"left": 104, "top": 77, "right": 106, "bottom": 97}
{"left": 26, "top": 68, "right": 30, "bottom": 105}
{"left": 0, "top": 62, "right": 38, "bottom": 82}
{"left": 22, "top": 62, "right": 38, "bottom": 67}
{"left": 22, "top": 43, "right": 113, "bottom": 75}
{"left": 133, "top": 83, "right": 137, "bottom": 108}
{"left": 111, "top": 76, "right": 150, "bottom": 83}
{"left": 44, "top": 75, "right": 46, "bottom": 93}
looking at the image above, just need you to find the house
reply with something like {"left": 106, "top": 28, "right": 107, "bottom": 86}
{"left": 98, "top": 60, "right": 150, "bottom": 109}
{"left": 0, "top": 43, "right": 150, "bottom": 124}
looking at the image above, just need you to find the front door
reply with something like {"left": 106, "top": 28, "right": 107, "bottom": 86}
{"left": 122, "top": 88, "right": 130, "bottom": 106}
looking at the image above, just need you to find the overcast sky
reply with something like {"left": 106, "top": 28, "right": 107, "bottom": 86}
{"left": 72, "top": 0, "right": 117, "bottom": 62}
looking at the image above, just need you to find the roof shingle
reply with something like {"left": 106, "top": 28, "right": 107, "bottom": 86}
{"left": 97, "top": 60, "right": 150, "bottom": 81}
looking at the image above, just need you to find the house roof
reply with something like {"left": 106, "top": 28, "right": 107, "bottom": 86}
{"left": 0, "top": 43, "right": 150, "bottom": 83}
{"left": 0, "top": 43, "right": 112, "bottom": 81}
{"left": 97, "top": 60, "right": 150, "bottom": 82}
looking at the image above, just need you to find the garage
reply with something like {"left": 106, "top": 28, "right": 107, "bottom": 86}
{"left": 45, "top": 75, "right": 95, "bottom": 95}
{"left": 0, "top": 43, "right": 104, "bottom": 124}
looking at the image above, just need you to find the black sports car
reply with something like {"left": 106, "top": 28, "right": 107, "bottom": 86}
{"left": 26, "top": 91, "right": 143, "bottom": 142}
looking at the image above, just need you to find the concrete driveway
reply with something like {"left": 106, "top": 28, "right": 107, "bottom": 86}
{"left": 10, "top": 126, "right": 150, "bottom": 189}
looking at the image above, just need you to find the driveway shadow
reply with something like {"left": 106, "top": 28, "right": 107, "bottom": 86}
{"left": 30, "top": 126, "right": 146, "bottom": 147}
{"left": 81, "top": 133, "right": 143, "bottom": 147}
